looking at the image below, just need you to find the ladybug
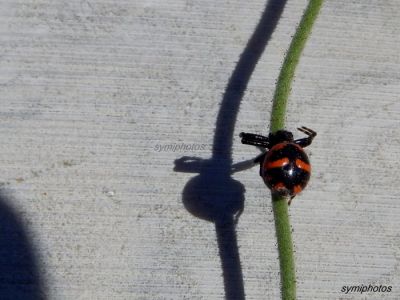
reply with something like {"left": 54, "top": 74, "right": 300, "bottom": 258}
{"left": 240, "top": 126, "right": 316, "bottom": 204}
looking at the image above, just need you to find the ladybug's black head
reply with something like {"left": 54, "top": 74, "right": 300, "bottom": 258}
{"left": 268, "top": 130, "right": 293, "bottom": 146}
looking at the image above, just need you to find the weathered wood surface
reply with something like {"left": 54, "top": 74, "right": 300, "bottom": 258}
{"left": 0, "top": 0, "right": 399, "bottom": 299}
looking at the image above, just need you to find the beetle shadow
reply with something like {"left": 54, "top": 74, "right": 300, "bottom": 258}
{"left": 0, "top": 190, "right": 45, "bottom": 299}
{"left": 174, "top": 0, "right": 287, "bottom": 298}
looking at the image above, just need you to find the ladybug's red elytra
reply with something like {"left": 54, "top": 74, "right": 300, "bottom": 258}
{"left": 240, "top": 126, "right": 316, "bottom": 205}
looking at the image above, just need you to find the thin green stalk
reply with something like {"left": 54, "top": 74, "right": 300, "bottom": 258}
{"left": 273, "top": 197, "right": 296, "bottom": 300}
{"left": 269, "top": 1, "right": 323, "bottom": 299}
{"left": 270, "top": 0, "right": 324, "bottom": 132}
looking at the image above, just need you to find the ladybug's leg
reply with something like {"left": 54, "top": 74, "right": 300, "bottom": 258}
{"left": 240, "top": 132, "right": 270, "bottom": 148}
{"left": 253, "top": 152, "right": 266, "bottom": 176}
{"left": 253, "top": 152, "right": 266, "bottom": 163}
{"left": 288, "top": 195, "right": 295, "bottom": 206}
{"left": 294, "top": 126, "right": 317, "bottom": 148}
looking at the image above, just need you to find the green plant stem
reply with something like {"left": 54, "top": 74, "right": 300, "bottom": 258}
{"left": 273, "top": 195, "right": 296, "bottom": 300}
{"left": 269, "top": 1, "right": 323, "bottom": 299}
{"left": 270, "top": 0, "right": 324, "bottom": 133}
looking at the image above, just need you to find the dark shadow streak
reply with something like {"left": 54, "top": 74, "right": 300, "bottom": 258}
{"left": 0, "top": 190, "right": 45, "bottom": 299}
{"left": 174, "top": 0, "right": 287, "bottom": 299}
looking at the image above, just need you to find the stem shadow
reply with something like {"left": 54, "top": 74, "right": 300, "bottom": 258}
{"left": 174, "top": 0, "right": 287, "bottom": 299}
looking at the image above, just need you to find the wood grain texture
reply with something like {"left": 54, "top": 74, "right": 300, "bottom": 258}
{"left": 0, "top": 0, "right": 399, "bottom": 299}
